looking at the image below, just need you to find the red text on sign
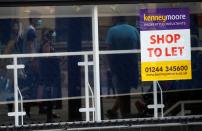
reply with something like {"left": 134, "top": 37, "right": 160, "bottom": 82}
{"left": 147, "top": 47, "right": 184, "bottom": 57}
{"left": 150, "top": 34, "right": 181, "bottom": 44}
{"left": 147, "top": 33, "right": 184, "bottom": 57}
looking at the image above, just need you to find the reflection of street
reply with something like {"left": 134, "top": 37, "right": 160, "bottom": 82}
{"left": 0, "top": 95, "right": 147, "bottom": 124}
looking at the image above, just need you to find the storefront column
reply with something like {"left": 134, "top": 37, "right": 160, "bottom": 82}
{"left": 92, "top": 5, "right": 101, "bottom": 121}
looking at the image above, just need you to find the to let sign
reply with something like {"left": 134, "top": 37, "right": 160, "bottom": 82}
{"left": 140, "top": 8, "right": 192, "bottom": 81}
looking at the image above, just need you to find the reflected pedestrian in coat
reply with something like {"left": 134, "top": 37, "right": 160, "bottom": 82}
{"left": 38, "top": 30, "right": 61, "bottom": 122}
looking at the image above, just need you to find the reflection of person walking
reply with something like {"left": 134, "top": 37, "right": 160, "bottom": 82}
{"left": 106, "top": 16, "right": 139, "bottom": 119}
{"left": 3, "top": 19, "right": 24, "bottom": 114}
{"left": 22, "top": 12, "right": 42, "bottom": 118}
{"left": 38, "top": 29, "right": 60, "bottom": 123}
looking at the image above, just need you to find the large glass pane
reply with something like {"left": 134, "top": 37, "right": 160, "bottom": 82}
{"left": 0, "top": 5, "right": 93, "bottom": 124}
{"left": 98, "top": 2, "right": 202, "bottom": 120}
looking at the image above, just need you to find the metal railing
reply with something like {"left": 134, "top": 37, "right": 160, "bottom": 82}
{"left": 0, "top": 49, "right": 139, "bottom": 126}
{"left": 2, "top": 47, "right": 202, "bottom": 126}
{"left": 164, "top": 100, "right": 202, "bottom": 116}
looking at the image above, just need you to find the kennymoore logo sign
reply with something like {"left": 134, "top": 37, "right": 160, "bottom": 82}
{"left": 140, "top": 8, "right": 191, "bottom": 81}
{"left": 143, "top": 13, "right": 186, "bottom": 22}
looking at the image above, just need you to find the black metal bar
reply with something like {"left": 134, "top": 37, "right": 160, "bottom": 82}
{"left": 1, "top": 115, "right": 202, "bottom": 130}
{"left": 0, "top": 0, "right": 200, "bottom": 7}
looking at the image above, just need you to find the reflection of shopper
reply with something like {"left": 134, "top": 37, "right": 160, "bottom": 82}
{"left": 4, "top": 20, "right": 23, "bottom": 54}
{"left": 106, "top": 17, "right": 139, "bottom": 118}
{"left": 22, "top": 13, "right": 42, "bottom": 117}
{"left": 23, "top": 16, "right": 42, "bottom": 53}
{"left": 3, "top": 20, "right": 24, "bottom": 112}
{"left": 38, "top": 30, "right": 61, "bottom": 122}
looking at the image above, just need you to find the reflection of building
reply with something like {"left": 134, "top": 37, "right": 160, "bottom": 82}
{"left": 0, "top": 0, "right": 202, "bottom": 130}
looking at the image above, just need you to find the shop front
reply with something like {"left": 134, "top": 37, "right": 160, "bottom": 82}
{"left": 0, "top": 0, "right": 201, "bottom": 130}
